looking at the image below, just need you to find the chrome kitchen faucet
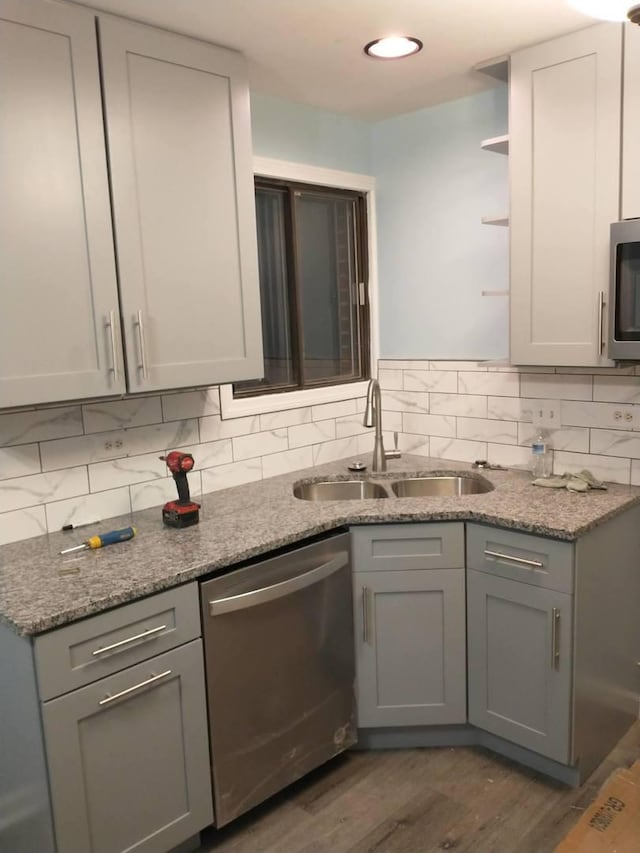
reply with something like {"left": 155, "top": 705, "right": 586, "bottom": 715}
{"left": 363, "top": 378, "right": 401, "bottom": 472}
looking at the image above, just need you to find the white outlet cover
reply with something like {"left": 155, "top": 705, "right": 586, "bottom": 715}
{"left": 532, "top": 401, "right": 557, "bottom": 429}
{"left": 94, "top": 430, "right": 127, "bottom": 461}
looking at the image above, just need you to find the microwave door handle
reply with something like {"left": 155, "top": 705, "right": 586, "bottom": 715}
{"left": 208, "top": 551, "right": 349, "bottom": 616}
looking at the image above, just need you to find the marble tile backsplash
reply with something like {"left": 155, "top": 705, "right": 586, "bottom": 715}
{"left": 4, "top": 359, "right": 640, "bottom": 546}
{"left": 0, "top": 387, "right": 381, "bottom": 546}
{"left": 379, "top": 359, "right": 640, "bottom": 487}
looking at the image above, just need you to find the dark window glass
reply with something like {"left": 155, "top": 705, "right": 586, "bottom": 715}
{"left": 234, "top": 179, "right": 369, "bottom": 398}
{"left": 615, "top": 241, "right": 640, "bottom": 341}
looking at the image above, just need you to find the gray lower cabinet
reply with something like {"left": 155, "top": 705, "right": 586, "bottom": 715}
{"left": 354, "top": 515, "right": 640, "bottom": 784}
{"left": 352, "top": 523, "right": 467, "bottom": 727}
{"left": 0, "top": 581, "right": 213, "bottom": 853}
{"left": 42, "top": 639, "right": 213, "bottom": 853}
{"left": 466, "top": 516, "right": 640, "bottom": 780}
{"left": 467, "top": 569, "right": 572, "bottom": 762}
{"left": 466, "top": 523, "right": 574, "bottom": 763}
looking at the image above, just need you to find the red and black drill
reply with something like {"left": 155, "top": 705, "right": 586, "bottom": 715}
{"left": 160, "top": 451, "right": 201, "bottom": 528}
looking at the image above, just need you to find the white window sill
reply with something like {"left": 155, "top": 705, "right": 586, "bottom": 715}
{"left": 219, "top": 381, "right": 370, "bottom": 419}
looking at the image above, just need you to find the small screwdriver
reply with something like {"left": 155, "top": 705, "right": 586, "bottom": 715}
{"left": 60, "top": 526, "right": 137, "bottom": 555}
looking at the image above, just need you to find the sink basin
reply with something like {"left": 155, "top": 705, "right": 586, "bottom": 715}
{"left": 293, "top": 480, "right": 389, "bottom": 501}
{"left": 390, "top": 475, "right": 494, "bottom": 498}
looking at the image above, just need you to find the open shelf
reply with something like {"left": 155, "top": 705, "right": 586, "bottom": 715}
{"left": 481, "top": 214, "right": 509, "bottom": 227}
{"left": 474, "top": 55, "right": 509, "bottom": 83}
{"left": 481, "top": 134, "right": 509, "bottom": 155}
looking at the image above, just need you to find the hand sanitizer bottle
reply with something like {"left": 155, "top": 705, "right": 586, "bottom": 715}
{"left": 531, "top": 431, "right": 552, "bottom": 478}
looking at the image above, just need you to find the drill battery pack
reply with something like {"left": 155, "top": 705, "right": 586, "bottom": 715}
{"left": 162, "top": 500, "right": 201, "bottom": 528}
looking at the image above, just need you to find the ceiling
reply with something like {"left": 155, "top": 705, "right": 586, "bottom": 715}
{"left": 73, "top": 0, "right": 602, "bottom": 119}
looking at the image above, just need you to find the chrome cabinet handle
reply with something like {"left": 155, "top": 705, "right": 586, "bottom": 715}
{"left": 551, "top": 608, "right": 561, "bottom": 670}
{"left": 136, "top": 309, "right": 148, "bottom": 379}
{"left": 106, "top": 310, "right": 119, "bottom": 382}
{"left": 362, "top": 586, "right": 370, "bottom": 644}
{"left": 598, "top": 291, "right": 605, "bottom": 355}
{"left": 483, "top": 549, "right": 544, "bottom": 570}
{"left": 92, "top": 624, "right": 167, "bottom": 657}
{"left": 361, "top": 586, "right": 374, "bottom": 646}
{"left": 98, "top": 670, "right": 172, "bottom": 707}
{"left": 209, "top": 551, "right": 348, "bottom": 616}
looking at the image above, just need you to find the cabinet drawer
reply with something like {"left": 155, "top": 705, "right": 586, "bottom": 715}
{"left": 351, "top": 523, "right": 464, "bottom": 572}
{"left": 466, "top": 524, "right": 574, "bottom": 593}
{"left": 35, "top": 583, "right": 200, "bottom": 701}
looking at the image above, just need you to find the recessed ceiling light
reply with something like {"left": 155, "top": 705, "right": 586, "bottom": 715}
{"left": 364, "top": 36, "right": 423, "bottom": 60}
{"left": 566, "top": 0, "right": 637, "bottom": 21}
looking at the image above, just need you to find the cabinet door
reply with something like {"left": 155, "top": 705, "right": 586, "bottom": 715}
{"left": 99, "top": 15, "right": 263, "bottom": 393}
{"left": 467, "top": 569, "right": 572, "bottom": 763}
{"left": 354, "top": 570, "right": 466, "bottom": 727}
{"left": 0, "top": 0, "right": 125, "bottom": 407}
{"left": 510, "top": 23, "right": 621, "bottom": 366}
{"left": 41, "top": 640, "right": 213, "bottom": 853}
{"left": 622, "top": 23, "right": 640, "bottom": 219}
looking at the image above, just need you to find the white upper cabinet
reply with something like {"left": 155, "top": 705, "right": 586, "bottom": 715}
{"left": 99, "top": 16, "right": 263, "bottom": 393}
{"left": 622, "top": 23, "right": 640, "bottom": 220}
{"left": 510, "top": 24, "right": 622, "bottom": 366}
{"left": 0, "top": 0, "right": 262, "bottom": 409}
{"left": 0, "top": 0, "right": 125, "bottom": 408}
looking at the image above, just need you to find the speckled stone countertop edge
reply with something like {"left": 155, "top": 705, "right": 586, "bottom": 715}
{"left": 3, "top": 454, "right": 640, "bottom": 637}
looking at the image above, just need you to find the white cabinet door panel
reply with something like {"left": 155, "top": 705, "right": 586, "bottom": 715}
{"left": 622, "top": 23, "right": 640, "bottom": 220}
{"left": 99, "top": 15, "right": 263, "bottom": 392}
{"left": 0, "top": 0, "right": 124, "bottom": 407}
{"left": 510, "top": 23, "right": 621, "bottom": 366}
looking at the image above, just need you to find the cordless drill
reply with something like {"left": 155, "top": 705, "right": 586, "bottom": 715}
{"left": 160, "top": 451, "right": 200, "bottom": 528}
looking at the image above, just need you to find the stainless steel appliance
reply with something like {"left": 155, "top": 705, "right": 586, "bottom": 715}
{"left": 200, "top": 532, "right": 356, "bottom": 827}
{"left": 608, "top": 219, "right": 640, "bottom": 359}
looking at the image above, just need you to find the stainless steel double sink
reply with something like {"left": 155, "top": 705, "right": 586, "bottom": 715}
{"left": 293, "top": 474, "right": 494, "bottom": 501}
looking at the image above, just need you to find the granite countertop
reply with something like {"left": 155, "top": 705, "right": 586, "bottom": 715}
{"left": 2, "top": 454, "right": 640, "bottom": 637}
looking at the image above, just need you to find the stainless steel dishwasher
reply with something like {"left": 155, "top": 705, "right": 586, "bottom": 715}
{"left": 200, "top": 531, "right": 356, "bottom": 827}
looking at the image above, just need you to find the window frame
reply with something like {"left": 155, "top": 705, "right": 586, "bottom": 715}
{"left": 234, "top": 177, "right": 370, "bottom": 398}
{"left": 220, "top": 157, "right": 379, "bottom": 420}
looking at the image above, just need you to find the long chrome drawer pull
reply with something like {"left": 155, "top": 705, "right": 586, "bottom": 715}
{"left": 362, "top": 586, "right": 370, "bottom": 644}
{"left": 209, "top": 551, "right": 349, "bottom": 616}
{"left": 362, "top": 586, "right": 374, "bottom": 646}
{"left": 92, "top": 624, "right": 167, "bottom": 657}
{"left": 98, "top": 670, "right": 172, "bottom": 706}
{"left": 483, "top": 549, "right": 544, "bottom": 569}
{"left": 551, "top": 608, "right": 561, "bottom": 670}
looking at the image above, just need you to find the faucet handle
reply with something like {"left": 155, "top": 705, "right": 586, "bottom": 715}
{"left": 385, "top": 431, "right": 402, "bottom": 460}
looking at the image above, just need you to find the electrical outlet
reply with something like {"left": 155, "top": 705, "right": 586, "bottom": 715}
{"left": 532, "top": 401, "right": 558, "bottom": 429}
{"left": 95, "top": 431, "right": 126, "bottom": 461}
{"left": 613, "top": 408, "right": 634, "bottom": 426}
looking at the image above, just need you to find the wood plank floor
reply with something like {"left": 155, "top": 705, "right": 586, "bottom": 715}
{"left": 197, "top": 722, "right": 639, "bottom": 853}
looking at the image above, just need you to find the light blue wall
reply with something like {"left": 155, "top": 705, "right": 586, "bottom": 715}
{"left": 372, "top": 87, "right": 509, "bottom": 359}
{"left": 250, "top": 92, "right": 372, "bottom": 174}
{"left": 250, "top": 87, "right": 510, "bottom": 360}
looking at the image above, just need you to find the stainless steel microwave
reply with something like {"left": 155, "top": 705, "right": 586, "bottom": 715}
{"left": 609, "top": 220, "right": 640, "bottom": 359}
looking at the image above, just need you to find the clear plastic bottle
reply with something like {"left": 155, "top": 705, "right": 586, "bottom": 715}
{"left": 531, "top": 431, "right": 552, "bottom": 478}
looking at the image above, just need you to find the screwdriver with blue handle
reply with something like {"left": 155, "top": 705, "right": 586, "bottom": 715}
{"left": 60, "top": 526, "right": 136, "bottom": 555}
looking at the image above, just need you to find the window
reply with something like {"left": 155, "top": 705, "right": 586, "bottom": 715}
{"left": 233, "top": 178, "right": 370, "bottom": 398}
